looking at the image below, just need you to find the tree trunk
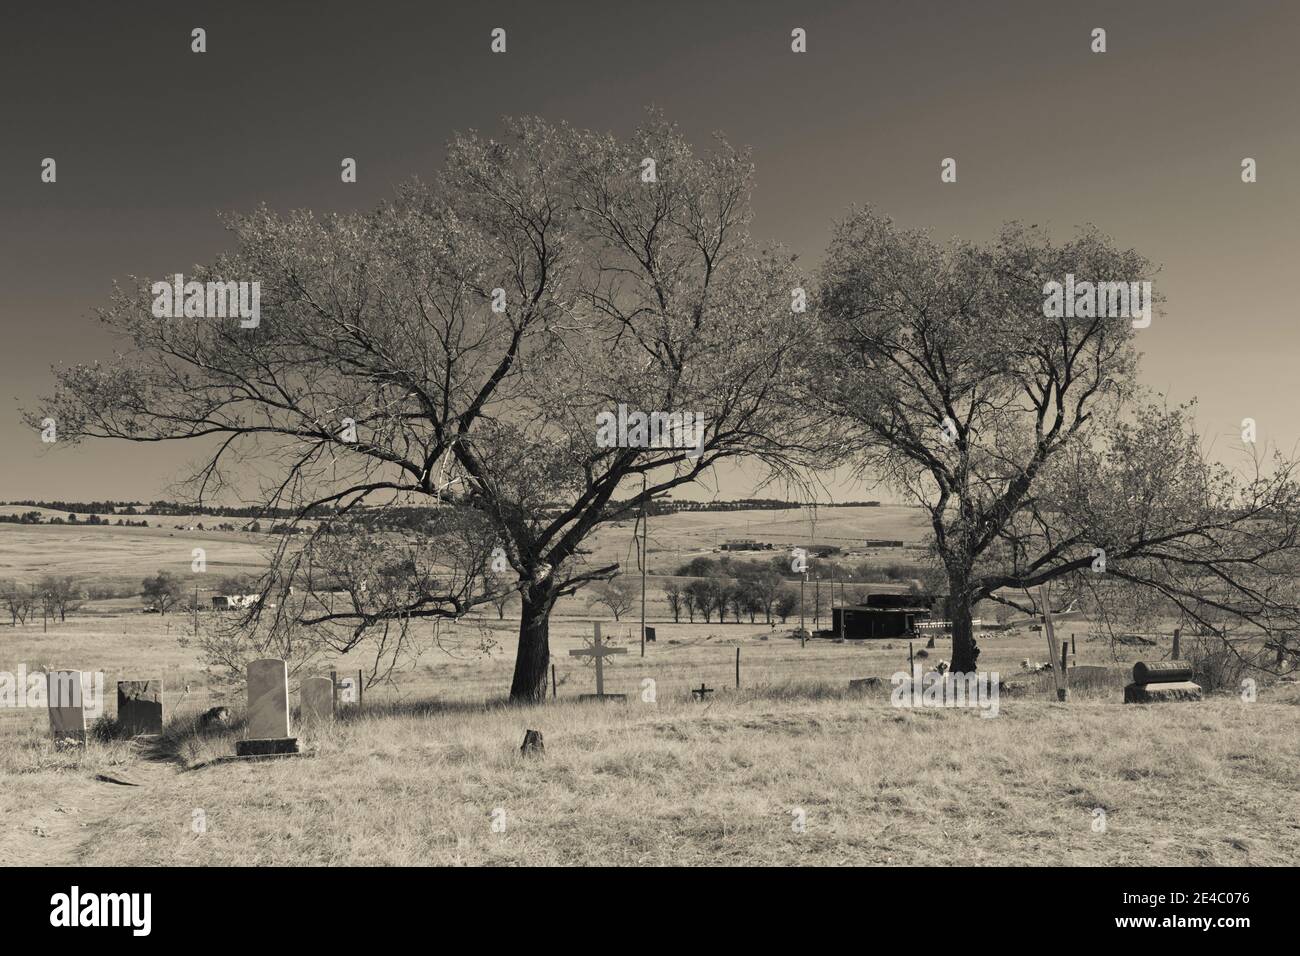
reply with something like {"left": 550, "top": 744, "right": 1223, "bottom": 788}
{"left": 510, "top": 586, "right": 554, "bottom": 703}
{"left": 949, "top": 586, "right": 979, "bottom": 673}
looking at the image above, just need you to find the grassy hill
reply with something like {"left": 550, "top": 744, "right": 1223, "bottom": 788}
{"left": 0, "top": 504, "right": 931, "bottom": 594}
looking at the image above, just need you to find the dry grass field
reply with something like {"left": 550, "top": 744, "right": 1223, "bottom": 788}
{"left": 0, "top": 504, "right": 929, "bottom": 592}
{"left": 3, "top": 610, "right": 1298, "bottom": 866}
{"left": 2, "top": 511, "right": 1297, "bottom": 867}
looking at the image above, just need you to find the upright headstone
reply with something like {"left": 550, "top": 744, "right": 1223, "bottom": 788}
{"left": 645, "top": 626, "right": 656, "bottom": 643}
{"left": 237, "top": 659, "right": 299, "bottom": 756}
{"left": 300, "top": 677, "right": 335, "bottom": 726}
{"left": 47, "top": 670, "right": 88, "bottom": 740}
{"left": 332, "top": 669, "right": 362, "bottom": 707}
{"left": 117, "top": 679, "right": 163, "bottom": 736}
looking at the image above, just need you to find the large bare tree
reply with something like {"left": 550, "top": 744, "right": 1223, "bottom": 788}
{"left": 806, "top": 209, "right": 1300, "bottom": 673}
{"left": 32, "top": 112, "right": 807, "bottom": 702}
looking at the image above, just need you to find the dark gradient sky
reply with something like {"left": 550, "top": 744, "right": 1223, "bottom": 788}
{"left": 2, "top": 0, "right": 1298, "bottom": 502}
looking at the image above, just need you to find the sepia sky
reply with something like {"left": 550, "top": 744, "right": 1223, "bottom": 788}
{"left": 2, "top": 0, "right": 1298, "bottom": 503}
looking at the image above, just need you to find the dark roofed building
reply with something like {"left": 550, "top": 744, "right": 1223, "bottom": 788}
{"left": 865, "top": 592, "right": 937, "bottom": 610}
{"left": 832, "top": 602, "right": 931, "bottom": 639}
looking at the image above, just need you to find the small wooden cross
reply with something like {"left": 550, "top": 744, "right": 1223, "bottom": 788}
{"left": 568, "top": 622, "right": 627, "bottom": 696}
{"left": 691, "top": 683, "right": 714, "bottom": 701}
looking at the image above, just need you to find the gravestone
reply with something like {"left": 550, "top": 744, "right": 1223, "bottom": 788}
{"left": 571, "top": 622, "right": 628, "bottom": 700}
{"left": 117, "top": 679, "right": 163, "bottom": 736}
{"left": 645, "top": 626, "right": 656, "bottom": 643}
{"left": 47, "top": 670, "right": 89, "bottom": 740}
{"left": 236, "top": 659, "right": 299, "bottom": 756}
{"left": 1124, "top": 659, "right": 1201, "bottom": 704}
{"left": 1132, "top": 661, "right": 1193, "bottom": 684}
{"left": 332, "top": 669, "right": 363, "bottom": 707}
{"left": 520, "top": 729, "right": 544, "bottom": 756}
{"left": 691, "top": 683, "right": 714, "bottom": 701}
{"left": 299, "top": 677, "right": 335, "bottom": 726}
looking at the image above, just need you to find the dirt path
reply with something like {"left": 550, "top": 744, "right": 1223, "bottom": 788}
{"left": 1, "top": 745, "right": 184, "bottom": 866}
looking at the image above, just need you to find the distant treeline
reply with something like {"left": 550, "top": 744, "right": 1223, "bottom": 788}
{"left": 674, "top": 554, "right": 935, "bottom": 587}
{"left": 0, "top": 511, "right": 150, "bottom": 526}
{"left": 616, "top": 498, "right": 883, "bottom": 516}
{"left": 3, "top": 499, "right": 333, "bottom": 519}
{"left": 2, "top": 496, "right": 887, "bottom": 524}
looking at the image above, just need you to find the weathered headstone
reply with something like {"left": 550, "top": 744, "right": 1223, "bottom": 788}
{"left": 1124, "top": 659, "right": 1201, "bottom": 703}
{"left": 645, "top": 626, "right": 656, "bottom": 643}
{"left": 117, "top": 679, "right": 163, "bottom": 736}
{"left": 571, "top": 622, "right": 628, "bottom": 700}
{"left": 299, "top": 677, "right": 334, "bottom": 726}
{"left": 1132, "top": 660, "right": 1193, "bottom": 684}
{"left": 47, "top": 670, "right": 89, "bottom": 740}
{"left": 520, "top": 729, "right": 545, "bottom": 756}
{"left": 331, "top": 669, "right": 363, "bottom": 707}
{"left": 236, "top": 658, "right": 299, "bottom": 756}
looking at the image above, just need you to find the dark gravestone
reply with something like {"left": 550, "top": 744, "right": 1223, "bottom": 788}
{"left": 1125, "top": 659, "right": 1200, "bottom": 704}
{"left": 520, "top": 729, "right": 545, "bottom": 756}
{"left": 117, "top": 680, "right": 163, "bottom": 736}
{"left": 691, "top": 683, "right": 714, "bottom": 701}
{"left": 1133, "top": 661, "right": 1193, "bottom": 684}
{"left": 645, "top": 626, "right": 656, "bottom": 643}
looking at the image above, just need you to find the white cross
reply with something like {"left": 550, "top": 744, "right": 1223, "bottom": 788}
{"left": 569, "top": 622, "right": 627, "bottom": 696}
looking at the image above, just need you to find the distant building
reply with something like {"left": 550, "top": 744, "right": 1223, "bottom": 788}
{"left": 211, "top": 594, "right": 259, "bottom": 610}
{"left": 722, "top": 539, "right": 766, "bottom": 551}
{"left": 832, "top": 603, "right": 932, "bottom": 639}
{"left": 865, "top": 592, "right": 941, "bottom": 611}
